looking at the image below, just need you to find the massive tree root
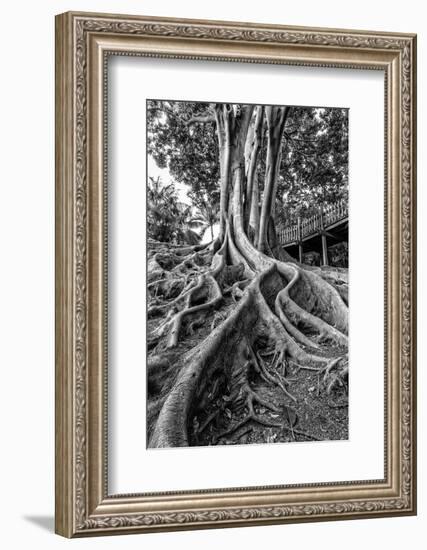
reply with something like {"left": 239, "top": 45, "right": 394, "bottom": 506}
{"left": 147, "top": 222, "right": 349, "bottom": 448}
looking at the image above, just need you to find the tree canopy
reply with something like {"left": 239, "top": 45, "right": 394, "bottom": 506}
{"left": 147, "top": 175, "right": 203, "bottom": 245}
{"left": 147, "top": 99, "right": 348, "bottom": 235}
{"left": 147, "top": 100, "right": 220, "bottom": 213}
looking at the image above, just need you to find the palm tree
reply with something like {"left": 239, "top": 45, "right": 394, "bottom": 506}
{"left": 174, "top": 202, "right": 203, "bottom": 245}
{"left": 148, "top": 176, "right": 217, "bottom": 245}
{"left": 190, "top": 197, "right": 219, "bottom": 243}
{"left": 147, "top": 176, "right": 180, "bottom": 242}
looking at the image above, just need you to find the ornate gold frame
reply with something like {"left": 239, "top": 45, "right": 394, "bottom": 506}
{"left": 55, "top": 11, "right": 417, "bottom": 538}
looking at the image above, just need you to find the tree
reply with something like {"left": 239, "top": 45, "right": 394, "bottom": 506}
{"left": 147, "top": 176, "right": 202, "bottom": 245}
{"left": 189, "top": 195, "right": 219, "bottom": 242}
{"left": 146, "top": 101, "right": 349, "bottom": 448}
{"left": 174, "top": 202, "right": 203, "bottom": 246}
{"left": 147, "top": 176, "right": 179, "bottom": 243}
{"left": 147, "top": 100, "right": 220, "bottom": 210}
{"left": 275, "top": 107, "right": 348, "bottom": 226}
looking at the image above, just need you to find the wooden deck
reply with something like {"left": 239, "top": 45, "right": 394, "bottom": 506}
{"left": 277, "top": 199, "right": 348, "bottom": 265}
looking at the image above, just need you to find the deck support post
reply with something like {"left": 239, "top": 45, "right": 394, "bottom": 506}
{"left": 321, "top": 234, "right": 328, "bottom": 266}
{"left": 297, "top": 217, "right": 303, "bottom": 263}
{"left": 278, "top": 201, "right": 348, "bottom": 265}
{"left": 320, "top": 205, "right": 328, "bottom": 266}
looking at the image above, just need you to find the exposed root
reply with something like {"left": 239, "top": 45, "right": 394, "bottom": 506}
{"left": 253, "top": 348, "right": 296, "bottom": 402}
{"left": 147, "top": 278, "right": 197, "bottom": 318}
{"left": 275, "top": 263, "right": 348, "bottom": 348}
{"left": 274, "top": 296, "right": 321, "bottom": 350}
{"left": 197, "top": 410, "right": 220, "bottom": 434}
{"left": 321, "top": 356, "right": 343, "bottom": 379}
{"left": 165, "top": 274, "right": 223, "bottom": 348}
{"left": 214, "top": 381, "right": 285, "bottom": 444}
{"left": 288, "top": 428, "right": 320, "bottom": 441}
{"left": 214, "top": 413, "right": 281, "bottom": 444}
{"left": 322, "top": 357, "right": 349, "bottom": 394}
{"left": 148, "top": 225, "right": 348, "bottom": 447}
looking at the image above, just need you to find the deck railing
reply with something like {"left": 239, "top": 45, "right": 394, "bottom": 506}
{"left": 278, "top": 198, "right": 348, "bottom": 246}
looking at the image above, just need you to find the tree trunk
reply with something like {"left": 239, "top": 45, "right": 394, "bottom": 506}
{"left": 249, "top": 168, "right": 260, "bottom": 245}
{"left": 258, "top": 106, "right": 289, "bottom": 254}
{"left": 244, "top": 105, "right": 264, "bottom": 232}
{"left": 214, "top": 105, "right": 231, "bottom": 241}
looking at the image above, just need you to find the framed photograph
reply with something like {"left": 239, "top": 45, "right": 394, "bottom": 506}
{"left": 55, "top": 11, "right": 417, "bottom": 537}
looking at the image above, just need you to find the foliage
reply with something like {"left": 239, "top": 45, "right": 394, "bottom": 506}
{"left": 147, "top": 176, "right": 202, "bottom": 245}
{"left": 276, "top": 107, "right": 348, "bottom": 226}
{"left": 147, "top": 100, "right": 220, "bottom": 212}
{"left": 147, "top": 101, "right": 348, "bottom": 230}
{"left": 174, "top": 202, "right": 204, "bottom": 245}
{"left": 189, "top": 194, "right": 220, "bottom": 242}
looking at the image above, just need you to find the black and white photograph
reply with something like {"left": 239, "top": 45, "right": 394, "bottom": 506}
{"left": 146, "top": 100, "right": 349, "bottom": 448}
